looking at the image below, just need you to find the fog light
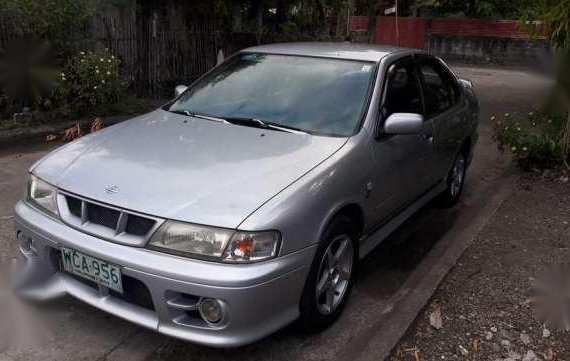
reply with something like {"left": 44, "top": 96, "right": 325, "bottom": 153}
{"left": 17, "top": 232, "right": 37, "bottom": 257}
{"left": 198, "top": 298, "right": 224, "bottom": 325}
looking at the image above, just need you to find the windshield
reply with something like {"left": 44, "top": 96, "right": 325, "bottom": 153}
{"left": 167, "top": 53, "right": 375, "bottom": 136}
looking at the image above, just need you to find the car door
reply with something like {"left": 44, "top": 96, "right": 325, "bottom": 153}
{"left": 365, "top": 56, "right": 436, "bottom": 228}
{"left": 417, "top": 56, "right": 464, "bottom": 182}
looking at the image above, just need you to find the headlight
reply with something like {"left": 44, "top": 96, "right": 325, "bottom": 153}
{"left": 148, "top": 221, "right": 280, "bottom": 263}
{"left": 222, "top": 231, "right": 281, "bottom": 263}
{"left": 27, "top": 174, "right": 58, "bottom": 217}
{"left": 148, "top": 221, "right": 233, "bottom": 259}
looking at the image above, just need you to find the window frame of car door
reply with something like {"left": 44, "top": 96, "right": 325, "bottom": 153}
{"left": 416, "top": 55, "right": 463, "bottom": 120}
{"left": 375, "top": 55, "right": 426, "bottom": 140}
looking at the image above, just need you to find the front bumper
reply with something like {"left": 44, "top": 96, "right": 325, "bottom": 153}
{"left": 13, "top": 201, "right": 315, "bottom": 347}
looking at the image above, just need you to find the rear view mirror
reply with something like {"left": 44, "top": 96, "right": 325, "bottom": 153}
{"left": 383, "top": 113, "right": 424, "bottom": 135}
{"left": 174, "top": 85, "right": 188, "bottom": 98}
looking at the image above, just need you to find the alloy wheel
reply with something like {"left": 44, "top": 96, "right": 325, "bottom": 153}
{"left": 315, "top": 234, "right": 354, "bottom": 315}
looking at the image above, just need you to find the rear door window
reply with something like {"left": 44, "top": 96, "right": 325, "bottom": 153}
{"left": 418, "top": 58, "right": 460, "bottom": 117}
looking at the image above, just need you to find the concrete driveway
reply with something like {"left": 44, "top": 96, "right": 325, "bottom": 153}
{"left": 0, "top": 67, "right": 551, "bottom": 361}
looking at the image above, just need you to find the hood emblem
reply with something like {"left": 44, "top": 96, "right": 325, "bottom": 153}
{"left": 105, "top": 186, "right": 119, "bottom": 194}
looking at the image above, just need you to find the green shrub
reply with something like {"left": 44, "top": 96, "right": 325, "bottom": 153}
{"left": 90, "top": 95, "right": 150, "bottom": 116}
{"left": 57, "top": 49, "right": 127, "bottom": 116}
{"left": 492, "top": 109, "right": 566, "bottom": 169}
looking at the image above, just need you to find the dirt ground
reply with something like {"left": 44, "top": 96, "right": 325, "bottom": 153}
{"left": 392, "top": 175, "right": 570, "bottom": 361}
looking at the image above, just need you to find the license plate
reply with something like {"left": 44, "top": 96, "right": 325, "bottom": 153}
{"left": 61, "top": 247, "right": 123, "bottom": 293}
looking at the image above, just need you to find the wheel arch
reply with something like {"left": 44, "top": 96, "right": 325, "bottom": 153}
{"left": 319, "top": 202, "right": 365, "bottom": 244}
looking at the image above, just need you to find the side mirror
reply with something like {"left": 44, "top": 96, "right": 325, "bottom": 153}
{"left": 383, "top": 113, "right": 424, "bottom": 135}
{"left": 174, "top": 85, "right": 188, "bottom": 98}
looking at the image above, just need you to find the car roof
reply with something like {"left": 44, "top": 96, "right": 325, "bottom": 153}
{"left": 241, "top": 42, "right": 422, "bottom": 62}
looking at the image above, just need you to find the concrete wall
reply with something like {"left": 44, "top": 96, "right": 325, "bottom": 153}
{"left": 427, "top": 35, "right": 550, "bottom": 67}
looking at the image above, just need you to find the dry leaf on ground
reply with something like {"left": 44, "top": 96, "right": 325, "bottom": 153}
{"left": 541, "top": 349, "right": 556, "bottom": 360}
{"left": 63, "top": 122, "right": 82, "bottom": 142}
{"left": 90, "top": 117, "right": 103, "bottom": 133}
{"left": 413, "top": 350, "right": 421, "bottom": 361}
{"left": 471, "top": 336, "right": 481, "bottom": 352}
{"left": 429, "top": 303, "right": 443, "bottom": 330}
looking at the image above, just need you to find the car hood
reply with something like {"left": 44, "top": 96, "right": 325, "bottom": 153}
{"left": 33, "top": 110, "right": 348, "bottom": 228}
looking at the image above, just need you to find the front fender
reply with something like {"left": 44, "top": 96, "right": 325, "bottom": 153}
{"left": 237, "top": 134, "right": 371, "bottom": 256}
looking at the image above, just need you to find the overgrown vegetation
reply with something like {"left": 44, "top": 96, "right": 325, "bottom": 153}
{"left": 213, "top": 0, "right": 355, "bottom": 40}
{"left": 414, "top": 0, "right": 533, "bottom": 19}
{"left": 0, "top": 44, "right": 145, "bottom": 123}
{"left": 1, "top": 0, "right": 98, "bottom": 48}
{"left": 493, "top": 109, "right": 566, "bottom": 169}
{"left": 0, "top": 0, "right": 146, "bottom": 126}
{"left": 56, "top": 49, "right": 126, "bottom": 116}
{"left": 521, "top": 0, "right": 570, "bottom": 167}
{"left": 487, "top": 0, "right": 570, "bottom": 170}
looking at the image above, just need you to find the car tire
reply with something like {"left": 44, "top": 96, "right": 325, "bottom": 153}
{"left": 298, "top": 215, "right": 358, "bottom": 332}
{"left": 437, "top": 151, "right": 467, "bottom": 208}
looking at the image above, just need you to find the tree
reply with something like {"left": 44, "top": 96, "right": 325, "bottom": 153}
{"left": 0, "top": 0, "right": 99, "bottom": 45}
{"left": 413, "top": 0, "right": 532, "bottom": 19}
{"left": 0, "top": 0, "right": 101, "bottom": 113}
{"left": 523, "top": 0, "right": 570, "bottom": 164}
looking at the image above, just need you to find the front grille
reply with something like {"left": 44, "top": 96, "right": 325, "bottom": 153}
{"left": 88, "top": 203, "right": 121, "bottom": 229}
{"left": 59, "top": 193, "right": 161, "bottom": 244}
{"left": 125, "top": 215, "right": 156, "bottom": 236}
{"left": 67, "top": 196, "right": 82, "bottom": 218}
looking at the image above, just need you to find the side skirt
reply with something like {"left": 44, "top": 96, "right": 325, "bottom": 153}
{"left": 358, "top": 181, "right": 447, "bottom": 260}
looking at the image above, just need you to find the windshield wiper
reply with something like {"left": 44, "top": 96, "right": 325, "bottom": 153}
{"left": 169, "top": 111, "right": 307, "bottom": 134}
{"left": 169, "top": 109, "right": 193, "bottom": 117}
{"left": 222, "top": 117, "right": 308, "bottom": 134}
{"left": 169, "top": 110, "right": 229, "bottom": 124}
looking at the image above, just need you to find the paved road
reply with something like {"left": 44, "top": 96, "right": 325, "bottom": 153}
{"left": 0, "top": 67, "right": 551, "bottom": 361}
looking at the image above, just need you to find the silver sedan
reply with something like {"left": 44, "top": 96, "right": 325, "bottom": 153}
{"left": 13, "top": 42, "right": 478, "bottom": 347}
